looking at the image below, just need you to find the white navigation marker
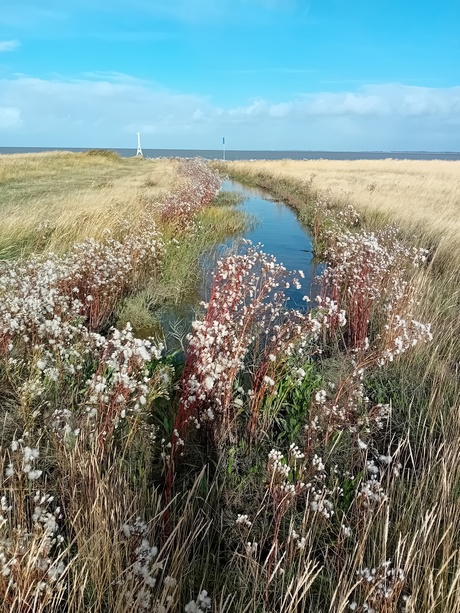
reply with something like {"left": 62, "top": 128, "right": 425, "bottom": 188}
{"left": 222, "top": 136, "right": 226, "bottom": 161}
{"left": 136, "top": 132, "right": 143, "bottom": 156}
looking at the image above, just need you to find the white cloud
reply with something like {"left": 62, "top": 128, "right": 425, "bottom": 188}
{"left": 304, "top": 92, "right": 388, "bottom": 117}
{"left": 227, "top": 85, "right": 460, "bottom": 121}
{"left": 0, "top": 0, "right": 300, "bottom": 34}
{"left": 96, "top": 0, "right": 300, "bottom": 24}
{"left": 0, "top": 5, "right": 67, "bottom": 27}
{"left": 0, "top": 40, "right": 20, "bottom": 52}
{"left": 1, "top": 75, "right": 460, "bottom": 150}
{"left": 0, "top": 74, "right": 215, "bottom": 147}
{"left": 0, "top": 106, "right": 21, "bottom": 128}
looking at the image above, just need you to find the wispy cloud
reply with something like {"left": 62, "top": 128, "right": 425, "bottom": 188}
{"left": 0, "top": 106, "right": 21, "bottom": 128}
{"left": 227, "top": 85, "right": 460, "bottom": 120}
{"left": 0, "top": 74, "right": 214, "bottom": 146}
{"left": 0, "top": 6, "right": 67, "bottom": 28}
{"left": 108, "top": 0, "right": 300, "bottom": 23}
{"left": 225, "top": 67, "right": 317, "bottom": 75}
{"left": 0, "top": 0, "right": 300, "bottom": 31}
{"left": 92, "top": 30, "right": 174, "bottom": 43}
{"left": 0, "top": 40, "right": 20, "bottom": 52}
{"left": 1, "top": 74, "right": 460, "bottom": 150}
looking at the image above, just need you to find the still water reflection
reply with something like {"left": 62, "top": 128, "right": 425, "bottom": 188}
{"left": 218, "top": 179, "right": 322, "bottom": 307}
{"left": 155, "top": 180, "right": 323, "bottom": 346}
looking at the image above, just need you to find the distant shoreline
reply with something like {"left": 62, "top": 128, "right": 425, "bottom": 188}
{"left": 1, "top": 147, "right": 460, "bottom": 161}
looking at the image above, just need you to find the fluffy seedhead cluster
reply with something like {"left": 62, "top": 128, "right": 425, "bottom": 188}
{"left": 227, "top": 441, "right": 408, "bottom": 605}
{"left": 301, "top": 225, "right": 433, "bottom": 455}
{"left": 0, "top": 158, "right": 223, "bottom": 609}
{"left": 79, "top": 324, "right": 171, "bottom": 454}
{"left": 0, "top": 157, "right": 223, "bottom": 451}
{"left": 349, "top": 560, "right": 407, "bottom": 612}
{"left": 158, "top": 159, "right": 221, "bottom": 230}
{"left": 0, "top": 155, "right": 444, "bottom": 610}
{"left": 168, "top": 244, "right": 344, "bottom": 466}
{"left": 0, "top": 247, "right": 169, "bottom": 452}
{"left": 0, "top": 221, "right": 163, "bottom": 382}
{"left": 120, "top": 515, "right": 212, "bottom": 613}
{"left": 64, "top": 224, "right": 163, "bottom": 330}
{"left": 118, "top": 512, "right": 211, "bottom": 613}
{"left": 121, "top": 518, "right": 164, "bottom": 610}
{"left": 230, "top": 439, "right": 400, "bottom": 591}
{"left": 209, "top": 224, "right": 434, "bottom": 603}
{"left": 1, "top": 437, "right": 67, "bottom": 610}
{"left": 267, "top": 446, "right": 307, "bottom": 517}
{"left": 265, "top": 445, "right": 334, "bottom": 568}
{"left": 312, "top": 197, "right": 360, "bottom": 248}
{"left": 307, "top": 370, "right": 391, "bottom": 443}
{"left": 184, "top": 591, "right": 212, "bottom": 613}
{"left": 321, "top": 226, "right": 432, "bottom": 353}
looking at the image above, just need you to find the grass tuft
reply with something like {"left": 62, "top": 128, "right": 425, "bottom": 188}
{"left": 1, "top": 154, "right": 459, "bottom": 611}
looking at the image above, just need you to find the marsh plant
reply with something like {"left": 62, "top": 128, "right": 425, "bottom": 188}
{"left": 161, "top": 227, "right": 432, "bottom": 611}
{"left": 0, "top": 156, "right": 453, "bottom": 612}
{"left": 0, "top": 159, "right": 222, "bottom": 611}
{"left": 155, "top": 158, "right": 221, "bottom": 231}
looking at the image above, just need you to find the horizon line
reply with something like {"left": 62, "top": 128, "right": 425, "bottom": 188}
{"left": 1, "top": 146, "right": 460, "bottom": 155}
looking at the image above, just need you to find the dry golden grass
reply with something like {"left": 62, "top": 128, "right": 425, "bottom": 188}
{"left": 227, "top": 159, "right": 460, "bottom": 268}
{"left": 1, "top": 155, "right": 460, "bottom": 611}
{"left": 218, "top": 159, "right": 460, "bottom": 612}
{"left": 0, "top": 150, "right": 179, "bottom": 257}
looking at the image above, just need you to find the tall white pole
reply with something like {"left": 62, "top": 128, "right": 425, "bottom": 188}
{"left": 136, "top": 132, "right": 143, "bottom": 156}
{"left": 223, "top": 136, "right": 226, "bottom": 161}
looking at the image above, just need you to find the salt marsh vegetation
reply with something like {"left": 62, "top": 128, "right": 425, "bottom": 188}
{"left": 222, "top": 158, "right": 460, "bottom": 270}
{"left": 0, "top": 150, "right": 178, "bottom": 258}
{"left": 0, "top": 153, "right": 457, "bottom": 612}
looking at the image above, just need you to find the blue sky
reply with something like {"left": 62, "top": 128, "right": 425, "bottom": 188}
{"left": 1, "top": 0, "right": 459, "bottom": 150}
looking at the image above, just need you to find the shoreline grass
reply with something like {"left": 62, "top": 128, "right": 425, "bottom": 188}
{"left": 216, "top": 158, "right": 460, "bottom": 273}
{"left": 211, "top": 160, "right": 460, "bottom": 611}
{"left": 0, "top": 150, "right": 180, "bottom": 258}
{"left": 1, "top": 154, "right": 459, "bottom": 611}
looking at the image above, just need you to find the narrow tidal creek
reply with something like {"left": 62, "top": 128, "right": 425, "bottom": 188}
{"left": 157, "top": 179, "right": 321, "bottom": 346}
{"left": 218, "top": 179, "right": 322, "bottom": 307}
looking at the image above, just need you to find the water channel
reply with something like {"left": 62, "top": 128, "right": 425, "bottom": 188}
{"left": 219, "top": 179, "right": 322, "bottom": 307}
{"left": 156, "top": 180, "right": 323, "bottom": 348}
